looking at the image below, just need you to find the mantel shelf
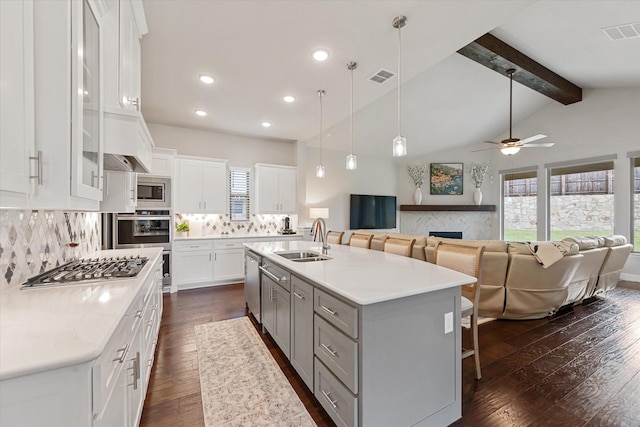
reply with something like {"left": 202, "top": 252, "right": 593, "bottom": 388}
{"left": 400, "top": 205, "right": 496, "bottom": 212}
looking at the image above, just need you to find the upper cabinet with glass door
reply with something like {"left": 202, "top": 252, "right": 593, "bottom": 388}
{"left": 1, "top": 0, "right": 106, "bottom": 210}
{"left": 71, "top": 0, "right": 104, "bottom": 200}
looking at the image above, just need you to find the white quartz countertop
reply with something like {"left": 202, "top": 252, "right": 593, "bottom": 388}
{"left": 0, "top": 247, "right": 163, "bottom": 381}
{"left": 174, "top": 233, "right": 302, "bottom": 241}
{"left": 244, "top": 241, "right": 476, "bottom": 306}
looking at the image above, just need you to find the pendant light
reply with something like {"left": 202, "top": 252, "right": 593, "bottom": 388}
{"left": 316, "top": 89, "right": 326, "bottom": 178}
{"left": 392, "top": 15, "right": 407, "bottom": 157}
{"left": 346, "top": 61, "right": 358, "bottom": 170}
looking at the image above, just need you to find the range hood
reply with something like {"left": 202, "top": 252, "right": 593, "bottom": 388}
{"left": 103, "top": 108, "right": 153, "bottom": 173}
{"left": 103, "top": 153, "right": 145, "bottom": 172}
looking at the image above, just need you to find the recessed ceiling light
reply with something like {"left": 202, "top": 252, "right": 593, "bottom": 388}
{"left": 283, "top": 95, "right": 295, "bottom": 103}
{"left": 261, "top": 122, "right": 272, "bottom": 128}
{"left": 312, "top": 48, "right": 330, "bottom": 62}
{"left": 199, "top": 74, "right": 214, "bottom": 84}
{"left": 195, "top": 109, "right": 207, "bottom": 116}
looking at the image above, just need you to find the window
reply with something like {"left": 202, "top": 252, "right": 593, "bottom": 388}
{"left": 502, "top": 169, "right": 537, "bottom": 241}
{"left": 632, "top": 155, "right": 640, "bottom": 252}
{"left": 229, "top": 168, "right": 250, "bottom": 221}
{"left": 547, "top": 158, "right": 615, "bottom": 240}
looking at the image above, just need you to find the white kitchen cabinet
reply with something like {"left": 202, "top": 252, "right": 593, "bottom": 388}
{"left": 213, "top": 240, "right": 245, "bottom": 283}
{"left": 254, "top": 164, "right": 297, "bottom": 214}
{"left": 101, "top": 170, "right": 137, "bottom": 212}
{"left": 0, "top": 0, "right": 34, "bottom": 199}
{"left": 0, "top": 251, "right": 162, "bottom": 427}
{"left": 148, "top": 147, "right": 176, "bottom": 177}
{"left": 172, "top": 240, "right": 214, "bottom": 289}
{"left": 101, "top": 0, "right": 152, "bottom": 173}
{"left": 175, "top": 156, "right": 228, "bottom": 214}
{"left": 118, "top": 0, "right": 143, "bottom": 111}
{"left": 0, "top": 0, "right": 104, "bottom": 210}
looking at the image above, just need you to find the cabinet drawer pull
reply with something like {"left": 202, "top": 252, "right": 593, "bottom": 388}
{"left": 113, "top": 344, "right": 129, "bottom": 363}
{"left": 134, "top": 310, "right": 143, "bottom": 319}
{"left": 321, "top": 343, "right": 338, "bottom": 356}
{"left": 293, "top": 292, "right": 305, "bottom": 300}
{"left": 320, "top": 305, "right": 337, "bottom": 316}
{"left": 321, "top": 390, "right": 338, "bottom": 409}
{"left": 259, "top": 266, "right": 287, "bottom": 283}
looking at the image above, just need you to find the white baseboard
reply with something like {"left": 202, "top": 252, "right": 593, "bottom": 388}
{"left": 620, "top": 273, "right": 640, "bottom": 282}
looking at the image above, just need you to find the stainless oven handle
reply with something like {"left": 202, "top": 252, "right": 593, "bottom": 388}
{"left": 115, "top": 216, "right": 171, "bottom": 221}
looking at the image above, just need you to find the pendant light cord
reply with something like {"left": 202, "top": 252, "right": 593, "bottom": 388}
{"left": 350, "top": 65, "right": 354, "bottom": 153}
{"left": 319, "top": 90, "right": 324, "bottom": 164}
{"left": 397, "top": 23, "right": 402, "bottom": 136}
{"left": 509, "top": 71, "right": 513, "bottom": 140}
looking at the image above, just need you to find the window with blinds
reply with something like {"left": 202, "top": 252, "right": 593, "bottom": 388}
{"left": 229, "top": 168, "right": 250, "bottom": 221}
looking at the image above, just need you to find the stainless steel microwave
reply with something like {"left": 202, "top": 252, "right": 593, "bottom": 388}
{"left": 137, "top": 177, "right": 171, "bottom": 208}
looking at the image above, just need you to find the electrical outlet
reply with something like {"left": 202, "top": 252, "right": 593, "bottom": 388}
{"left": 444, "top": 312, "right": 453, "bottom": 334}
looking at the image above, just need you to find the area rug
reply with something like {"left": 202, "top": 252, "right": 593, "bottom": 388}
{"left": 195, "top": 317, "right": 316, "bottom": 427}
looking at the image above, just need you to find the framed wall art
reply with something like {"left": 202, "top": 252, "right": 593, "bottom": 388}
{"left": 430, "top": 163, "right": 463, "bottom": 195}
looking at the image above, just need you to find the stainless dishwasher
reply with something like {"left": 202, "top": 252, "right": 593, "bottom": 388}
{"left": 245, "top": 250, "right": 262, "bottom": 323}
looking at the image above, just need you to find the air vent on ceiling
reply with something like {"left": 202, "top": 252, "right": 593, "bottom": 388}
{"left": 368, "top": 68, "right": 395, "bottom": 85}
{"left": 601, "top": 22, "right": 640, "bottom": 41}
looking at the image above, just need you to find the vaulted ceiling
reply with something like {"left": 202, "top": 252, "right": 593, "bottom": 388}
{"left": 140, "top": 1, "right": 640, "bottom": 158}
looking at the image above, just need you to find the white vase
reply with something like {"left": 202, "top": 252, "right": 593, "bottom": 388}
{"left": 473, "top": 187, "right": 483, "bottom": 205}
{"left": 413, "top": 187, "right": 423, "bottom": 205}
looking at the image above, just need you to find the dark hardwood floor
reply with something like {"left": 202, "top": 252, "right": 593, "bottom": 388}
{"left": 140, "top": 280, "right": 640, "bottom": 427}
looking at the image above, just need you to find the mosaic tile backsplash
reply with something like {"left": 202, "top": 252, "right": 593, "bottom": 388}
{"left": 0, "top": 210, "right": 101, "bottom": 290}
{"left": 174, "top": 213, "right": 297, "bottom": 237}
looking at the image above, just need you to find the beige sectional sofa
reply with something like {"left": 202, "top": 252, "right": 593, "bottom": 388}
{"left": 353, "top": 230, "right": 633, "bottom": 320}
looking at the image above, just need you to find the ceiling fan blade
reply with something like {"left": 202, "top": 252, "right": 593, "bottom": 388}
{"left": 522, "top": 142, "right": 555, "bottom": 148}
{"left": 519, "top": 134, "right": 547, "bottom": 144}
{"left": 471, "top": 147, "right": 496, "bottom": 152}
{"left": 483, "top": 140, "right": 503, "bottom": 145}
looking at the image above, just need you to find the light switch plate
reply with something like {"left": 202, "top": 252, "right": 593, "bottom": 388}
{"left": 444, "top": 311, "right": 453, "bottom": 334}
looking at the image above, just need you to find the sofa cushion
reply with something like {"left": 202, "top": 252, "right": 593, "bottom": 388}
{"left": 427, "top": 237, "right": 507, "bottom": 253}
{"left": 603, "top": 235, "right": 627, "bottom": 247}
{"left": 562, "top": 236, "right": 601, "bottom": 250}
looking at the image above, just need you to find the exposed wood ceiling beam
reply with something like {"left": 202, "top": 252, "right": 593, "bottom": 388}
{"left": 457, "top": 33, "right": 582, "bottom": 105}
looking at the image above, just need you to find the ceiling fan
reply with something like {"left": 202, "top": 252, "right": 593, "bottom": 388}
{"left": 478, "top": 68, "right": 555, "bottom": 155}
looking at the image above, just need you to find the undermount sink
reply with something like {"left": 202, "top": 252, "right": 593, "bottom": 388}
{"left": 275, "top": 251, "right": 332, "bottom": 262}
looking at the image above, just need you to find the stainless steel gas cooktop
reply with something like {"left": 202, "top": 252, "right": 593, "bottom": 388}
{"left": 22, "top": 256, "right": 149, "bottom": 289}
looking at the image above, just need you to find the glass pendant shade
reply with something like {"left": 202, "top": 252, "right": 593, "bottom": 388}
{"left": 393, "top": 135, "right": 407, "bottom": 157}
{"left": 501, "top": 146, "right": 521, "bottom": 156}
{"left": 346, "top": 153, "right": 357, "bottom": 170}
{"left": 316, "top": 164, "right": 325, "bottom": 178}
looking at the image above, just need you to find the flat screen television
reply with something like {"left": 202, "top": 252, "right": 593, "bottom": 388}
{"left": 349, "top": 194, "right": 397, "bottom": 230}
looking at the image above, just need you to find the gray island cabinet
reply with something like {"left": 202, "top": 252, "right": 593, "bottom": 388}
{"left": 245, "top": 241, "right": 476, "bottom": 427}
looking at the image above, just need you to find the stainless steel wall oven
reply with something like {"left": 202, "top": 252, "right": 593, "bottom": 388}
{"left": 102, "top": 209, "right": 172, "bottom": 288}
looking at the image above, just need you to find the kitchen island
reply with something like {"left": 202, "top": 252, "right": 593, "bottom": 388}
{"left": 0, "top": 247, "right": 163, "bottom": 427}
{"left": 245, "top": 240, "right": 476, "bottom": 427}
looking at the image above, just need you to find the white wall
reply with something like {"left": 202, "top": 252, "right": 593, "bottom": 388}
{"left": 148, "top": 122, "right": 296, "bottom": 168}
{"left": 301, "top": 146, "right": 398, "bottom": 233}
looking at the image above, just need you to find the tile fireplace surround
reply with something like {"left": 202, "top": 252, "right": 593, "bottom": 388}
{"left": 400, "top": 211, "right": 493, "bottom": 240}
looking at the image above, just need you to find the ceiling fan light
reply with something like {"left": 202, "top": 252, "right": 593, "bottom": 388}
{"left": 346, "top": 153, "right": 357, "bottom": 170}
{"left": 393, "top": 135, "right": 407, "bottom": 157}
{"left": 316, "top": 165, "right": 325, "bottom": 178}
{"left": 501, "top": 146, "right": 521, "bottom": 156}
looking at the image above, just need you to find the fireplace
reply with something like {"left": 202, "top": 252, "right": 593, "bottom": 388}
{"left": 429, "top": 231, "right": 462, "bottom": 239}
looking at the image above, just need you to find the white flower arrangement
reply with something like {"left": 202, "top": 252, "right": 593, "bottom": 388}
{"left": 407, "top": 162, "right": 428, "bottom": 188}
{"left": 467, "top": 161, "right": 492, "bottom": 188}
